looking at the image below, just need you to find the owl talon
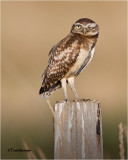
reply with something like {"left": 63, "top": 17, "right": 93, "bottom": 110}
{"left": 65, "top": 99, "right": 68, "bottom": 103}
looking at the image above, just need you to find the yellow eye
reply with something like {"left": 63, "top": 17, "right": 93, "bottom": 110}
{"left": 89, "top": 27, "right": 95, "bottom": 30}
{"left": 75, "top": 25, "right": 81, "bottom": 30}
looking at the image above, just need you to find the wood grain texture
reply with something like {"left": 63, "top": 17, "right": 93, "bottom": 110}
{"left": 54, "top": 99, "right": 103, "bottom": 159}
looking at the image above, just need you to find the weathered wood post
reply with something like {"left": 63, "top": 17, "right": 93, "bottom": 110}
{"left": 54, "top": 99, "right": 103, "bottom": 159}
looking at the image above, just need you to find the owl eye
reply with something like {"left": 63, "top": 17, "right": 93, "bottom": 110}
{"left": 89, "top": 26, "right": 95, "bottom": 30}
{"left": 75, "top": 25, "right": 82, "bottom": 30}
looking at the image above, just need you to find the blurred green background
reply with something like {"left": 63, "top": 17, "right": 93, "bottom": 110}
{"left": 1, "top": 1, "right": 127, "bottom": 159}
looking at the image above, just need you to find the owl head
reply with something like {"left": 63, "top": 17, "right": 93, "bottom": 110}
{"left": 71, "top": 18, "right": 99, "bottom": 37}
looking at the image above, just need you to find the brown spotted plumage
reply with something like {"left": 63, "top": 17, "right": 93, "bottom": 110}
{"left": 39, "top": 18, "right": 99, "bottom": 100}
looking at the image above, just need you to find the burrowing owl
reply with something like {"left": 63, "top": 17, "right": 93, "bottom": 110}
{"left": 39, "top": 18, "right": 99, "bottom": 100}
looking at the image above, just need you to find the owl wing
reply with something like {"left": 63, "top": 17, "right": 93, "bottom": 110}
{"left": 39, "top": 37, "right": 81, "bottom": 97}
{"left": 48, "top": 45, "right": 56, "bottom": 57}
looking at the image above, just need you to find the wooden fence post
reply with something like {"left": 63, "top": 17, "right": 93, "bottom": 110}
{"left": 54, "top": 99, "right": 103, "bottom": 159}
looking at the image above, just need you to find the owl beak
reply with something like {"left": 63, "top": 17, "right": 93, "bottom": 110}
{"left": 83, "top": 28, "right": 87, "bottom": 34}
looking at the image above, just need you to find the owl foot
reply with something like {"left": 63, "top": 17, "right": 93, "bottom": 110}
{"left": 64, "top": 99, "right": 68, "bottom": 103}
{"left": 56, "top": 101, "right": 59, "bottom": 104}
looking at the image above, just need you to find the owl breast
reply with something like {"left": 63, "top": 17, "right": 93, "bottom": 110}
{"left": 64, "top": 47, "right": 95, "bottom": 78}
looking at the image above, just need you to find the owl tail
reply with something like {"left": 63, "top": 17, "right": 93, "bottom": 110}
{"left": 39, "top": 80, "right": 61, "bottom": 99}
{"left": 39, "top": 87, "right": 51, "bottom": 99}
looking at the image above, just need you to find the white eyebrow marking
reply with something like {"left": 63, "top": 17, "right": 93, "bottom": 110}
{"left": 89, "top": 23, "right": 97, "bottom": 28}
{"left": 74, "top": 22, "right": 96, "bottom": 28}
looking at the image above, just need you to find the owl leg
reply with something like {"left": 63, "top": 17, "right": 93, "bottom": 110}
{"left": 68, "top": 77, "right": 79, "bottom": 100}
{"left": 61, "top": 78, "right": 68, "bottom": 101}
